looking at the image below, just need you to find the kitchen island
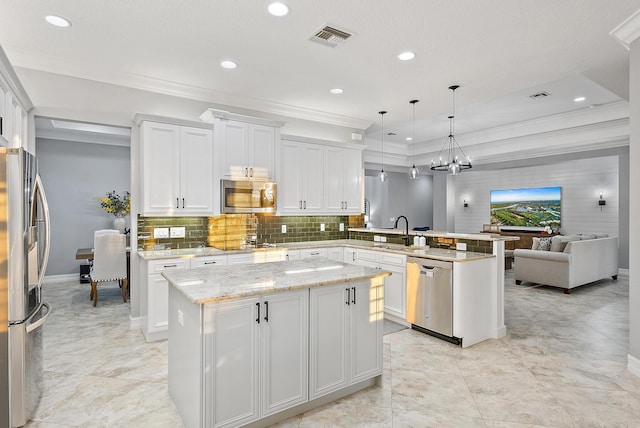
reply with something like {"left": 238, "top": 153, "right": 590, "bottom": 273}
{"left": 163, "top": 258, "right": 390, "bottom": 428}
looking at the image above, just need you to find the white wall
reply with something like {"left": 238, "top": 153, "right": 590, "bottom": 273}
{"left": 36, "top": 138, "right": 131, "bottom": 276}
{"left": 365, "top": 170, "right": 433, "bottom": 230}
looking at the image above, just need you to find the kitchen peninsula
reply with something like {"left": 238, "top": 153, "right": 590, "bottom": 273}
{"left": 163, "top": 258, "right": 389, "bottom": 428}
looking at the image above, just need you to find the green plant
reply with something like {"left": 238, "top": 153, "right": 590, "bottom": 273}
{"left": 99, "top": 191, "right": 130, "bottom": 217}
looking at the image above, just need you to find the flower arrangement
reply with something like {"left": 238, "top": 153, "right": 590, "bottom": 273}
{"left": 99, "top": 191, "right": 130, "bottom": 217}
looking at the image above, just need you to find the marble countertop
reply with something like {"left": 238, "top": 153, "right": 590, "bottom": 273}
{"left": 349, "top": 228, "right": 520, "bottom": 242}
{"left": 138, "top": 239, "right": 495, "bottom": 262}
{"left": 163, "top": 258, "right": 391, "bottom": 304}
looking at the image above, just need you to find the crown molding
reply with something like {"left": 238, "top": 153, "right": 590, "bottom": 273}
{"left": 0, "top": 46, "right": 33, "bottom": 110}
{"left": 199, "top": 108, "right": 285, "bottom": 128}
{"left": 610, "top": 8, "right": 640, "bottom": 50}
{"left": 11, "top": 52, "right": 371, "bottom": 130}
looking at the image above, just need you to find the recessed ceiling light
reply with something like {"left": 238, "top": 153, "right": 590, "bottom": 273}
{"left": 397, "top": 51, "right": 416, "bottom": 61}
{"left": 45, "top": 15, "right": 72, "bottom": 28}
{"left": 330, "top": 88, "right": 343, "bottom": 94}
{"left": 406, "top": 137, "right": 412, "bottom": 141}
{"left": 220, "top": 60, "right": 238, "bottom": 69}
{"left": 574, "top": 96, "right": 586, "bottom": 102}
{"left": 268, "top": 2, "right": 290, "bottom": 16}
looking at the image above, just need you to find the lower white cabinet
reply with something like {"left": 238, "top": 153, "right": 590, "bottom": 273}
{"left": 141, "top": 258, "right": 189, "bottom": 342}
{"left": 204, "top": 290, "right": 309, "bottom": 427}
{"left": 343, "top": 249, "right": 407, "bottom": 321}
{"left": 309, "top": 279, "right": 383, "bottom": 399}
{"left": 327, "top": 247, "right": 344, "bottom": 262}
{"left": 300, "top": 248, "right": 328, "bottom": 259}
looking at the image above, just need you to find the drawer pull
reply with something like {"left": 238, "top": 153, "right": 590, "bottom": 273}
{"left": 204, "top": 261, "right": 216, "bottom": 265}
{"left": 163, "top": 264, "right": 178, "bottom": 268}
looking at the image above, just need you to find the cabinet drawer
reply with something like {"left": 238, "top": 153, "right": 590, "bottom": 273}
{"left": 148, "top": 258, "right": 189, "bottom": 273}
{"left": 191, "top": 256, "right": 228, "bottom": 269}
{"left": 227, "top": 253, "right": 264, "bottom": 265}
{"left": 300, "top": 248, "right": 328, "bottom": 259}
{"left": 379, "top": 253, "right": 406, "bottom": 267}
{"left": 355, "top": 250, "right": 378, "bottom": 263}
{"left": 263, "top": 250, "right": 287, "bottom": 263}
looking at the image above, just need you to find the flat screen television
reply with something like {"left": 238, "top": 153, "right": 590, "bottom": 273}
{"left": 490, "top": 186, "right": 561, "bottom": 229}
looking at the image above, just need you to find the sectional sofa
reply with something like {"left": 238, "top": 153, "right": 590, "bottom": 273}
{"left": 514, "top": 234, "right": 619, "bottom": 294}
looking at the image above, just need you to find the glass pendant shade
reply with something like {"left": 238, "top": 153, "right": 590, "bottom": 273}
{"left": 379, "top": 169, "right": 388, "bottom": 182}
{"left": 409, "top": 165, "right": 419, "bottom": 179}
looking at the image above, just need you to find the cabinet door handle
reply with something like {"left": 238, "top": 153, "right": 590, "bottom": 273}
{"left": 264, "top": 301, "right": 269, "bottom": 322}
{"left": 0, "top": 117, "right": 3, "bottom": 135}
{"left": 249, "top": 167, "right": 253, "bottom": 177}
{"left": 345, "top": 288, "right": 351, "bottom": 305}
{"left": 256, "top": 302, "right": 260, "bottom": 323}
{"left": 303, "top": 200, "right": 306, "bottom": 209}
{"left": 310, "top": 252, "right": 320, "bottom": 256}
{"left": 163, "top": 264, "right": 178, "bottom": 268}
{"left": 176, "top": 198, "right": 179, "bottom": 209}
{"left": 299, "top": 200, "right": 302, "bottom": 209}
{"left": 204, "top": 261, "right": 216, "bottom": 265}
{"left": 182, "top": 198, "right": 185, "bottom": 209}
{"left": 245, "top": 167, "right": 249, "bottom": 177}
{"left": 344, "top": 201, "right": 348, "bottom": 209}
{"left": 352, "top": 286, "right": 356, "bottom": 305}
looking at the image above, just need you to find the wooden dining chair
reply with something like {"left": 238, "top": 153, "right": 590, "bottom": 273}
{"left": 90, "top": 231, "right": 128, "bottom": 307}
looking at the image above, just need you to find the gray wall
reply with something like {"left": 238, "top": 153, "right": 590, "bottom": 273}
{"left": 36, "top": 138, "right": 131, "bottom": 276}
{"left": 629, "top": 35, "right": 640, "bottom": 368}
{"left": 364, "top": 170, "right": 433, "bottom": 230}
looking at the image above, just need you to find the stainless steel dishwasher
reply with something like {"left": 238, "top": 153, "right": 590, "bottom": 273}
{"left": 406, "top": 257, "right": 460, "bottom": 345}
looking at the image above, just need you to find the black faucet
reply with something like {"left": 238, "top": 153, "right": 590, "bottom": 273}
{"left": 394, "top": 215, "right": 410, "bottom": 246}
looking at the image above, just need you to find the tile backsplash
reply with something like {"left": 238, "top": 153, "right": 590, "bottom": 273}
{"left": 137, "top": 214, "right": 365, "bottom": 250}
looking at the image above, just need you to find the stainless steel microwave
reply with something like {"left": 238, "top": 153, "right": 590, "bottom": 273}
{"left": 221, "top": 180, "right": 277, "bottom": 213}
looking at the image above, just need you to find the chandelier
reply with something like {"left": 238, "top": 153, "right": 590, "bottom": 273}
{"left": 430, "top": 85, "right": 472, "bottom": 175}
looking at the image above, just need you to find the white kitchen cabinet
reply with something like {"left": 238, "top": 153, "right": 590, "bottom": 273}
{"left": 219, "top": 121, "right": 276, "bottom": 180}
{"left": 190, "top": 255, "right": 228, "bottom": 269}
{"left": 327, "top": 247, "right": 343, "bottom": 262}
{"left": 205, "top": 290, "right": 308, "bottom": 427}
{"left": 285, "top": 250, "right": 300, "bottom": 261}
{"left": 309, "top": 279, "right": 383, "bottom": 399}
{"left": 140, "top": 121, "right": 213, "bottom": 215}
{"left": 141, "top": 258, "right": 189, "bottom": 342}
{"left": 323, "top": 146, "right": 362, "bottom": 214}
{"left": 0, "top": 74, "right": 8, "bottom": 145}
{"left": 278, "top": 140, "right": 323, "bottom": 213}
{"left": 227, "top": 251, "right": 286, "bottom": 266}
{"left": 300, "top": 248, "right": 328, "bottom": 259}
{"left": 344, "top": 248, "right": 408, "bottom": 322}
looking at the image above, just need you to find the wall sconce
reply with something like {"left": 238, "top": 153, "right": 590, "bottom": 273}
{"left": 463, "top": 199, "right": 469, "bottom": 208}
{"left": 599, "top": 193, "right": 606, "bottom": 211}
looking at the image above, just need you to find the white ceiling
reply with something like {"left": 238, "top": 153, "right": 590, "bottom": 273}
{"left": 0, "top": 1, "right": 636, "bottom": 157}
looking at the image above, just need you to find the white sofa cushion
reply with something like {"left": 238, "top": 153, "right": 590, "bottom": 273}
{"left": 550, "top": 235, "right": 580, "bottom": 252}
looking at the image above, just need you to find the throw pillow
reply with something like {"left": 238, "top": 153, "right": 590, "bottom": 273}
{"left": 531, "top": 237, "right": 540, "bottom": 250}
{"left": 538, "top": 237, "right": 552, "bottom": 251}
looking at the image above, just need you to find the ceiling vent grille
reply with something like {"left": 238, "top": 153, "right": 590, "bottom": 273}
{"left": 308, "top": 25, "right": 353, "bottom": 48}
{"left": 529, "top": 91, "right": 551, "bottom": 100}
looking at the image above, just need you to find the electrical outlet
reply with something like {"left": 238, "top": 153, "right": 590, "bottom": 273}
{"left": 339, "top": 223, "right": 344, "bottom": 232}
{"left": 380, "top": 236, "right": 387, "bottom": 243}
{"left": 374, "top": 235, "right": 381, "bottom": 242}
{"left": 456, "top": 242, "right": 467, "bottom": 251}
{"left": 170, "top": 227, "right": 185, "bottom": 238}
{"left": 281, "top": 224, "right": 287, "bottom": 233}
{"left": 320, "top": 223, "right": 325, "bottom": 232}
{"left": 177, "top": 310, "right": 184, "bottom": 326}
{"left": 153, "top": 227, "right": 169, "bottom": 238}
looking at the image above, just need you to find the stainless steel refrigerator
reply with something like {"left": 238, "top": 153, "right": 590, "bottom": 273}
{"left": 0, "top": 147, "right": 51, "bottom": 427}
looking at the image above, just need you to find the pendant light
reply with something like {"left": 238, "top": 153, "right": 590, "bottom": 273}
{"left": 379, "top": 111, "right": 388, "bottom": 182}
{"left": 409, "top": 99, "right": 419, "bottom": 179}
{"left": 430, "top": 85, "right": 472, "bottom": 175}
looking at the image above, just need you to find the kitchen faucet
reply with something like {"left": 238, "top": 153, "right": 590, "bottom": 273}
{"left": 394, "top": 215, "right": 410, "bottom": 246}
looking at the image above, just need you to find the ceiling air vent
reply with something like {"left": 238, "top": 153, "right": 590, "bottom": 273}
{"left": 529, "top": 91, "right": 551, "bottom": 100}
{"left": 308, "top": 25, "right": 353, "bottom": 48}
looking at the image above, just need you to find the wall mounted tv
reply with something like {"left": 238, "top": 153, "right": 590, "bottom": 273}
{"left": 490, "top": 186, "right": 561, "bottom": 229}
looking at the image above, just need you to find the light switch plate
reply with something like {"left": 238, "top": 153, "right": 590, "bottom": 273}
{"left": 170, "top": 227, "right": 185, "bottom": 238}
{"left": 154, "top": 227, "right": 169, "bottom": 238}
{"left": 281, "top": 225, "right": 287, "bottom": 233}
{"left": 320, "top": 223, "right": 325, "bottom": 232}
{"left": 380, "top": 236, "right": 387, "bottom": 243}
{"left": 374, "top": 235, "right": 381, "bottom": 242}
{"left": 456, "top": 242, "right": 467, "bottom": 251}
{"left": 339, "top": 223, "right": 344, "bottom": 231}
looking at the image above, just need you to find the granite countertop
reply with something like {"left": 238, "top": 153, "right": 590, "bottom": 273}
{"left": 349, "top": 228, "right": 520, "bottom": 242}
{"left": 138, "top": 239, "right": 495, "bottom": 262}
{"left": 163, "top": 258, "right": 391, "bottom": 304}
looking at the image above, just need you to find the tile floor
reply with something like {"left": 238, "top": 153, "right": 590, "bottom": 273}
{"left": 26, "top": 270, "right": 640, "bottom": 427}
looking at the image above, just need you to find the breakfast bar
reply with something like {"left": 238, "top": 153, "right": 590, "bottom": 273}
{"left": 163, "top": 258, "right": 390, "bottom": 428}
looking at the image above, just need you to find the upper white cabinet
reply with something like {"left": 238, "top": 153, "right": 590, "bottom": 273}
{"left": 0, "top": 74, "right": 10, "bottom": 145}
{"left": 324, "top": 147, "right": 362, "bottom": 214}
{"left": 0, "top": 59, "right": 31, "bottom": 150}
{"left": 219, "top": 120, "right": 276, "bottom": 180}
{"left": 278, "top": 138, "right": 363, "bottom": 215}
{"left": 140, "top": 121, "right": 214, "bottom": 216}
{"left": 279, "top": 140, "right": 323, "bottom": 213}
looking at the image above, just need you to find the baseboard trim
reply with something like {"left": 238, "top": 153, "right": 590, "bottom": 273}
{"left": 384, "top": 313, "right": 410, "bottom": 326}
{"left": 494, "top": 325, "right": 507, "bottom": 339}
{"left": 618, "top": 268, "right": 629, "bottom": 275}
{"left": 43, "top": 274, "right": 79, "bottom": 284}
{"left": 628, "top": 354, "right": 640, "bottom": 378}
{"left": 129, "top": 316, "right": 141, "bottom": 330}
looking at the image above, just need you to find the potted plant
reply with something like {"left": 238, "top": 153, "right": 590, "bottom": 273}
{"left": 99, "top": 190, "right": 130, "bottom": 232}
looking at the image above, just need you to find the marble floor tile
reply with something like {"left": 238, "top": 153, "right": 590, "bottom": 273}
{"left": 25, "top": 271, "right": 638, "bottom": 427}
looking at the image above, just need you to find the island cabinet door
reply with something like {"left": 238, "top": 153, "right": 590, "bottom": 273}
{"left": 309, "top": 284, "right": 349, "bottom": 399}
{"left": 350, "top": 279, "right": 384, "bottom": 384}
{"left": 206, "top": 297, "right": 261, "bottom": 428}
{"left": 261, "top": 289, "right": 309, "bottom": 417}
